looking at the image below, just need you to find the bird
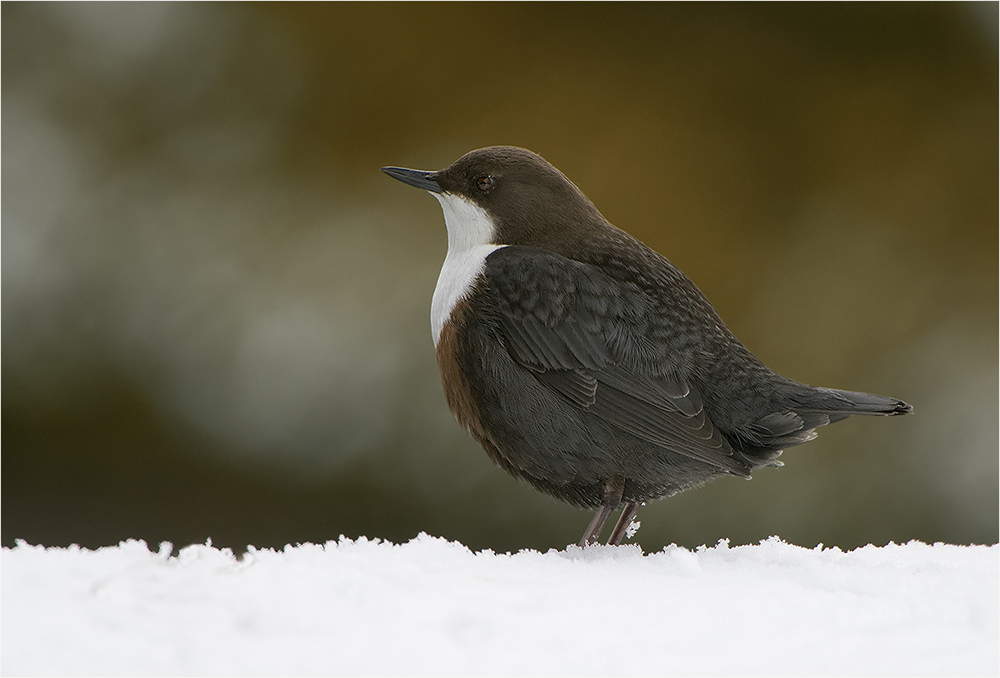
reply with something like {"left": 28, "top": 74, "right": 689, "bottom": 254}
{"left": 382, "top": 146, "right": 912, "bottom": 548}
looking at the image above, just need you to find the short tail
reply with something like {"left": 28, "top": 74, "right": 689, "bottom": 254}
{"left": 730, "top": 385, "right": 912, "bottom": 466}
{"left": 803, "top": 388, "right": 913, "bottom": 417}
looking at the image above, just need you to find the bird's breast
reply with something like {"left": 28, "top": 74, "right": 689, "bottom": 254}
{"left": 431, "top": 244, "right": 503, "bottom": 346}
{"left": 434, "top": 297, "right": 489, "bottom": 443}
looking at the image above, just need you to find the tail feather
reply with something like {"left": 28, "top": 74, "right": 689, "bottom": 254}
{"left": 803, "top": 388, "right": 913, "bottom": 417}
{"left": 730, "top": 385, "right": 911, "bottom": 465}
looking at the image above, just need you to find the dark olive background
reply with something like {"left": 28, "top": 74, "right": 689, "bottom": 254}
{"left": 3, "top": 3, "right": 997, "bottom": 553}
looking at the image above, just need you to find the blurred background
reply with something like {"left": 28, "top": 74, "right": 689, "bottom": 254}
{"left": 3, "top": 3, "right": 997, "bottom": 553}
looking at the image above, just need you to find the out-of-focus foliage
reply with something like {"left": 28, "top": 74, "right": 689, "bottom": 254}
{"left": 3, "top": 3, "right": 996, "bottom": 552}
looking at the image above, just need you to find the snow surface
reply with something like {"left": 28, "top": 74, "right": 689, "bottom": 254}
{"left": 2, "top": 536, "right": 997, "bottom": 676}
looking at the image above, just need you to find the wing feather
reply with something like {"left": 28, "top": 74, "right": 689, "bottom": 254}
{"left": 485, "top": 247, "right": 751, "bottom": 477}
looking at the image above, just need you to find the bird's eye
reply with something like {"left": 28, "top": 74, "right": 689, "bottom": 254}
{"left": 476, "top": 175, "right": 495, "bottom": 192}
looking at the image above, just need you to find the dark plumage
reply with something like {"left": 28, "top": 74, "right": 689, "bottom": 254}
{"left": 382, "top": 146, "right": 912, "bottom": 547}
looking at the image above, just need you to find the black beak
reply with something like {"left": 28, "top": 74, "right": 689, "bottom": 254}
{"left": 381, "top": 166, "right": 442, "bottom": 193}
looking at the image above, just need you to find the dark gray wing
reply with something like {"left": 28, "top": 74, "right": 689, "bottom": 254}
{"left": 484, "top": 246, "right": 751, "bottom": 477}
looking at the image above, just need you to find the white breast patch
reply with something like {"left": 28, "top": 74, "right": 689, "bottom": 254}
{"left": 430, "top": 193, "right": 504, "bottom": 346}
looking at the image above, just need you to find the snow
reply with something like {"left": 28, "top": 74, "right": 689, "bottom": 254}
{"left": 2, "top": 536, "right": 996, "bottom": 676}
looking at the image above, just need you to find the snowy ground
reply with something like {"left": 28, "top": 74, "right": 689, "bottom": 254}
{"left": 2, "top": 536, "right": 996, "bottom": 677}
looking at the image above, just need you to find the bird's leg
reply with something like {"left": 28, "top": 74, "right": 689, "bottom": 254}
{"left": 578, "top": 503, "right": 615, "bottom": 547}
{"left": 606, "top": 501, "right": 640, "bottom": 545}
{"left": 577, "top": 477, "right": 625, "bottom": 547}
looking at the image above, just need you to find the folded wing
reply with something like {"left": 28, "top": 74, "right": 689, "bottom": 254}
{"left": 484, "top": 246, "right": 751, "bottom": 477}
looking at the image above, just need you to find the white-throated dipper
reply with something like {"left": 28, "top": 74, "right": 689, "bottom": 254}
{"left": 382, "top": 146, "right": 912, "bottom": 547}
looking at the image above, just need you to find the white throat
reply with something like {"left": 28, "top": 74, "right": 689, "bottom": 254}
{"left": 430, "top": 193, "right": 503, "bottom": 346}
